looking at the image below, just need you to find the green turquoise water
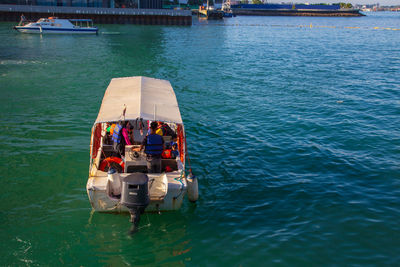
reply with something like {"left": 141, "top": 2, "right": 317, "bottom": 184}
{"left": 1, "top": 12, "right": 400, "bottom": 266}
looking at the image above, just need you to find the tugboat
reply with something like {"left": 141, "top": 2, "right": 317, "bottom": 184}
{"left": 87, "top": 76, "right": 198, "bottom": 228}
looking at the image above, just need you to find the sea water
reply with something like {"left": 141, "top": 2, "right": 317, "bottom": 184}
{"left": 0, "top": 12, "right": 399, "bottom": 266}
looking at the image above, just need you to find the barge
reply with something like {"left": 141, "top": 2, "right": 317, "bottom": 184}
{"left": 230, "top": 4, "right": 364, "bottom": 17}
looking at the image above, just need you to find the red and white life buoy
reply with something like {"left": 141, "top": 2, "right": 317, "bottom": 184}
{"left": 99, "top": 157, "right": 125, "bottom": 173}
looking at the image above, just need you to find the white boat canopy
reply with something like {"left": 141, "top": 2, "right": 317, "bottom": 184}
{"left": 95, "top": 76, "right": 183, "bottom": 124}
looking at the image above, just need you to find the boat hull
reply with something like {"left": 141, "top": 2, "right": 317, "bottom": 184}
{"left": 86, "top": 171, "right": 187, "bottom": 213}
{"left": 14, "top": 26, "right": 98, "bottom": 34}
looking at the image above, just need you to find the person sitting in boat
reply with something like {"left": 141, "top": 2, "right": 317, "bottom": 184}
{"left": 19, "top": 14, "right": 26, "bottom": 26}
{"left": 112, "top": 122, "right": 126, "bottom": 156}
{"left": 134, "top": 121, "right": 165, "bottom": 173}
{"left": 157, "top": 121, "right": 177, "bottom": 139}
{"left": 121, "top": 121, "right": 132, "bottom": 146}
{"left": 171, "top": 142, "right": 179, "bottom": 159}
{"left": 146, "top": 121, "right": 163, "bottom": 136}
{"left": 155, "top": 121, "right": 164, "bottom": 136}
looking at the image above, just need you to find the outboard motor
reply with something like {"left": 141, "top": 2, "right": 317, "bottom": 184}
{"left": 121, "top": 173, "right": 150, "bottom": 232}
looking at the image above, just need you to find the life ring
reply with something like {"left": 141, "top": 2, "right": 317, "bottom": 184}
{"left": 99, "top": 157, "right": 125, "bottom": 173}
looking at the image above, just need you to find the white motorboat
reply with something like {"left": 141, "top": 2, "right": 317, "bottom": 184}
{"left": 14, "top": 17, "right": 98, "bottom": 34}
{"left": 87, "top": 76, "right": 198, "bottom": 223}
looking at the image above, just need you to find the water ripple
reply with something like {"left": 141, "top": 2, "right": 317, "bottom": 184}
{"left": 1, "top": 14, "right": 400, "bottom": 265}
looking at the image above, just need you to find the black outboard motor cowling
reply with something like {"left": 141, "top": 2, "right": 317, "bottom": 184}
{"left": 121, "top": 173, "right": 150, "bottom": 231}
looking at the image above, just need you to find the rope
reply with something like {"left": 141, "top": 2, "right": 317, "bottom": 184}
{"left": 101, "top": 147, "right": 111, "bottom": 169}
{"left": 184, "top": 134, "right": 193, "bottom": 174}
{"left": 119, "top": 104, "right": 126, "bottom": 121}
{"left": 173, "top": 176, "right": 185, "bottom": 200}
{"left": 137, "top": 213, "right": 151, "bottom": 230}
{"left": 148, "top": 178, "right": 155, "bottom": 189}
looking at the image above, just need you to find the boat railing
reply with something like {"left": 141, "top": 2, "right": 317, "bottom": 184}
{"left": 70, "top": 19, "right": 94, "bottom": 28}
{"left": 18, "top": 19, "right": 34, "bottom": 26}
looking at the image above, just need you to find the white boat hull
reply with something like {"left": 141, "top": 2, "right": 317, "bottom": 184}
{"left": 14, "top": 26, "right": 98, "bottom": 34}
{"left": 87, "top": 171, "right": 187, "bottom": 212}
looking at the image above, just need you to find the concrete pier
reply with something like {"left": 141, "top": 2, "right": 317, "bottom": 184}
{"left": 0, "top": 4, "right": 192, "bottom": 25}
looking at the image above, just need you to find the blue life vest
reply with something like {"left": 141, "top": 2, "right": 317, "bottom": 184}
{"left": 145, "top": 134, "right": 163, "bottom": 155}
{"left": 112, "top": 124, "right": 122, "bottom": 144}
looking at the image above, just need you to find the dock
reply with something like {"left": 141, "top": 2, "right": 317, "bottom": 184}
{"left": 0, "top": 4, "right": 192, "bottom": 25}
{"left": 231, "top": 9, "right": 364, "bottom": 17}
{"left": 229, "top": 4, "right": 364, "bottom": 17}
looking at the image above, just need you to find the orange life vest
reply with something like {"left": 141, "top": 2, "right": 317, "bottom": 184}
{"left": 162, "top": 149, "right": 172, "bottom": 159}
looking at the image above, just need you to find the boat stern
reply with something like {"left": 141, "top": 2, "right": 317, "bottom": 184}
{"left": 87, "top": 171, "right": 187, "bottom": 213}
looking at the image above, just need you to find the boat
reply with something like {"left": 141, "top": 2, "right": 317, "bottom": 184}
{"left": 222, "top": 10, "right": 234, "bottom": 17}
{"left": 221, "top": 1, "right": 236, "bottom": 17}
{"left": 87, "top": 76, "right": 198, "bottom": 227}
{"left": 13, "top": 17, "right": 98, "bottom": 34}
{"left": 198, "top": 6, "right": 224, "bottom": 19}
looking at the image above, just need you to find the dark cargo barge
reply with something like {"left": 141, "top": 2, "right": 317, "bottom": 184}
{"left": 231, "top": 4, "right": 364, "bottom": 17}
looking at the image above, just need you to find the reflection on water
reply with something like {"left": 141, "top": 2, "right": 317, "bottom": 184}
{"left": 85, "top": 211, "right": 192, "bottom": 266}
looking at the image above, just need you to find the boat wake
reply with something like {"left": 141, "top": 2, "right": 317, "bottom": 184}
{"left": 101, "top": 32, "right": 121, "bottom": 35}
{"left": 0, "top": 60, "right": 44, "bottom": 65}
